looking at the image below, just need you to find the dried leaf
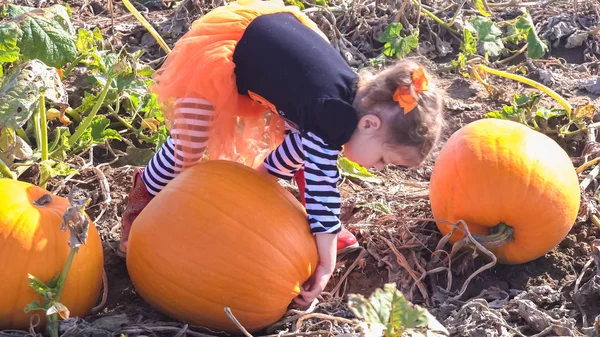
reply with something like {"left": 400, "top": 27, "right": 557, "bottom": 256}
{"left": 60, "top": 187, "right": 92, "bottom": 248}
{"left": 573, "top": 104, "right": 595, "bottom": 121}
{"left": 47, "top": 302, "right": 70, "bottom": 320}
{"left": 566, "top": 30, "right": 589, "bottom": 48}
{"left": 141, "top": 117, "right": 160, "bottom": 134}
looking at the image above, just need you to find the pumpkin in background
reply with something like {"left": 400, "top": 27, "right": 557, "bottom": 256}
{"left": 429, "top": 118, "right": 580, "bottom": 264}
{"left": 126, "top": 160, "right": 319, "bottom": 333}
{"left": 0, "top": 179, "right": 104, "bottom": 330}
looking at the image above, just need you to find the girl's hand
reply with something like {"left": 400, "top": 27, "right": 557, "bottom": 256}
{"left": 292, "top": 233, "right": 337, "bottom": 308}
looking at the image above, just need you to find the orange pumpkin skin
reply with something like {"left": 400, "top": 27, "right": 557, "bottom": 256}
{"left": 429, "top": 119, "right": 580, "bottom": 264}
{"left": 127, "top": 160, "right": 319, "bottom": 333}
{"left": 0, "top": 179, "right": 104, "bottom": 330}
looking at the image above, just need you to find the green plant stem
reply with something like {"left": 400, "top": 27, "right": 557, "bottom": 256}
{"left": 39, "top": 95, "right": 48, "bottom": 162}
{"left": 412, "top": 0, "right": 459, "bottom": 35}
{"left": 66, "top": 108, "right": 82, "bottom": 123}
{"left": 48, "top": 128, "right": 62, "bottom": 153}
{"left": 62, "top": 54, "right": 87, "bottom": 79}
{"left": 32, "top": 108, "right": 42, "bottom": 151}
{"left": 495, "top": 45, "right": 527, "bottom": 66}
{"left": 68, "top": 73, "right": 118, "bottom": 147}
{"left": 501, "top": 32, "right": 523, "bottom": 43}
{"left": 447, "top": 0, "right": 467, "bottom": 26}
{"left": 560, "top": 121, "right": 600, "bottom": 138}
{"left": 0, "top": 157, "right": 15, "bottom": 179}
{"left": 46, "top": 247, "right": 78, "bottom": 337}
{"left": 471, "top": 223, "right": 514, "bottom": 248}
{"left": 107, "top": 106, "right": 154, "bottom": 143}
{"left": 17, "top": 128, "right": 31, "bottom": 146}
{"left": 474, "top": 64, "right": 573, "bottom": 115}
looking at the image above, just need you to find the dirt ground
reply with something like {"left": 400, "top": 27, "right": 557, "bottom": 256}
{"left": 5, "top": 0, "right": 600, "bottom": 336}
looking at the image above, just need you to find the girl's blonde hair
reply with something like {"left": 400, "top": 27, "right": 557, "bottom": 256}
{"left": 353, "top": 59, "right": 445, "bottom": 161}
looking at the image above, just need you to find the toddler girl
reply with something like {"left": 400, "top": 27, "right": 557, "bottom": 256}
{"left": 119, "top": 0, "right": 444, "bottom": 307}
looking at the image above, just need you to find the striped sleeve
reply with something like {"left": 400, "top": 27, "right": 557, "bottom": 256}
{"left": 263, "top": 131, "right": 305, "bottom": 180}
{"left": 301, "top": 132, "right": 342, "bottom": 234}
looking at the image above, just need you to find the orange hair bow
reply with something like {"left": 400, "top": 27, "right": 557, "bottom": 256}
{"left": 392, "top": 66, "right": 430, "bottom": 115}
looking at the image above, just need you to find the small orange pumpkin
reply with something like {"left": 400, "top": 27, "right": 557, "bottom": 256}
{"left": 0, "top": 179, "right": 104, "bottom": 330}
{"left": 429, "top": 118, "right": 580, "bottom": 264}
{"left": 126, "top": 160, "right": 319, "bottom": 333}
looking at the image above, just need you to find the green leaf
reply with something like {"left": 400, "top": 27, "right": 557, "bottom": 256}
{"left": 526, "top": 28, "right": 548, "bottom": 59}
{"left": 513, "top": 93, "right": 531, "bottom": 106}
{"left": 0, "top": 22, "right": 21, "bottom": 63}
{"left": 379, "top": 23, "right": 419, "bottom": 58}
{"left": 75, "top": 28, "right": 96, "bottom": 53}
{"left": 337, "top": 157, "right": 382, "bottom": 184}
{"left": 27, "top": 273, "right": 51, "bottom": 298}
{"left": 40, "top": 159, "right": 79, "bottom": 185}
{"left": 486, "top": 105, "right": 518, "bottom": 120}
{"left": 90, "top": 116, "right": 122, "bottom": 143}
{"left": 473, "top": 0, "right": 492, "bottom": 17}
{"left": 460, "top": 28, "right": 477, "bottom": 58}
{"left": 516, "top": 12, "right": 548, "bottom": 59}
{"left": 536, "top": 107, "right": 566, "bottom": 120}
{"left": 348, "top": 283, "right": 431, "bottom": 337}
{"left": 0, "top": 59, "right": 67, "bottom": 129}
{"left": 24, "top": 300, "right": 45, "bottom": 314}
{"left": 5, "top": 4, "right": 77, "bottom": 68}
{"left": 470, "top": 17, "right": 504, "bottom": 57}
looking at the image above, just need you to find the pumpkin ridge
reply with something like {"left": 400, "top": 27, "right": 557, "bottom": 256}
{"left": 10, "top": 208, "right": 37, "bottom": 326}
{"left": 0, "top": 202, "right": 21, "bottom": 325}
{"left": 131, "top": 248, "right": 291, "bottom": 315}
{"left": 451, "top": 138, "right": 478, "bottom": 230}
{"left": 175, "top": 182, "right": 312, "bottom": 283}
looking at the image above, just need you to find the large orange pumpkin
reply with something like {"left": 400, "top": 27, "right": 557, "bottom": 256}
{"left": 126, "top": 160, "right": 319, "bottom": 333}
{"left": 0, "top": 179, "right": 104, "bottom": 330}
{"left": 429, "top": 118, "right": 580, "bottom": 264}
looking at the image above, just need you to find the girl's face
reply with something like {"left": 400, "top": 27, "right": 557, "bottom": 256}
{"left": 343, "top": 115, "right": 423, "bottom": 171}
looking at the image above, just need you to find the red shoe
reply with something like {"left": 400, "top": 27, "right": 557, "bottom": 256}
{"left": 118, "top": 167, "right": 153, "bottom": 258}
{"left": 337, "top": 227, "right": 360, "bottom": 255}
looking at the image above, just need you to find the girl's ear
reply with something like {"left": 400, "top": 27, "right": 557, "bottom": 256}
{"left": 358, "top": 114, "right": 382, "bottom": 133}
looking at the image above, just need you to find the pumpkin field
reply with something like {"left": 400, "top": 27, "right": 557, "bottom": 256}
{"left": 2, "top": 0, "right": 600, "bottom": 335}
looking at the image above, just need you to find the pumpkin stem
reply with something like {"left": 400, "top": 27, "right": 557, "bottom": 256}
{"left": 33, "top": 194, "right": 53, "bottom": 206}
{"left": 471, "top": 222, "right": 514, "bottom": 248}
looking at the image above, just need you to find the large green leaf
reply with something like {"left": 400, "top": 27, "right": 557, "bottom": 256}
{"left": 3, "top": 4, "right": 77, "bottom": 68}
{"left": 0, "top": 22, "right": 21, "bottom": 63}
{"left": 516, "top": 12, "right": 548, "bottom": 59}
{"left": 470, "top": 17, "right": 504, "bottom": 57}
{"left": 0, "top": 59, "right": 68, "bottom": 128}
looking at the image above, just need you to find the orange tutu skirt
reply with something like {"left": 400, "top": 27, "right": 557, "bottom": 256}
{"left": 151, "top": 0, "right": 328, "bottom": 170}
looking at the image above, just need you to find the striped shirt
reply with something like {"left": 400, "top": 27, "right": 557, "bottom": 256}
{"left": 142, "top": 100, "right": 342, "bottom": 234}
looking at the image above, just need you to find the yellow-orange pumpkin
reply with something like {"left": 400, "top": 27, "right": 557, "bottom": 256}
{"left": 429, "top": 118, "right": 581, "bottom": 264}
{"left": 126, "top": 160, "right": 319, "bottom": 333}
{"left": 0, "top": 179, "right": 104, "bottom": 330}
